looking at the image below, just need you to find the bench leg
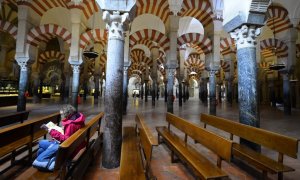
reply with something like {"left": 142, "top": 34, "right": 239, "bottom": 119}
{"left": 157, "top": 134, "right": 162, "bottom": 144}
{"left": 278, "top": 172, "right": 283, "bottom": 180}
{"left": 171, "top": 151, "right": 179, "bottom": 163}
{"left": 262, "top": 171, "right": 268, "bottom": 180}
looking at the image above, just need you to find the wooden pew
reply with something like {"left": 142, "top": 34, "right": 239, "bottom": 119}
{"left": 0, "top": 112, "right": 60, "bottom": 173}
{"left": 156, "top": 113, "right": 233, "bottom": 180}
{"left": 15, "top": 112, "right": 104, "bottom": 180}
{"left": 0, "top": 110, "right": 30, "bottom": 128}
{"left": 120, "top": 114, "right": 158, "bottom": 180}
{"left": 200, "top": 113, "right": 299, "bottom": 179}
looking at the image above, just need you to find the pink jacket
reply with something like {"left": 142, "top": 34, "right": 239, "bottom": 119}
{"left": 49, "top": 112, "right": 85, "bottom": 143}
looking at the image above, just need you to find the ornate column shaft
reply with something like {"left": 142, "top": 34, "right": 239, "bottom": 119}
{"left": 208, "top": 70, "right": 217, "bottom": 115}
{"left": 231, "top": 25, "right": 261, "bottom": 151}
{"left": 16, "top": 58, "right": 29, "bottom": 111}
{"left": 167, "top": 68, "right": 176, "bottom": 113}
{"left": 281, "top": 73, "right": 291, "bottom": 115}
{"left": 32, "top": 72, "right": 40, "bottom": 103}
{"left": 102, "top": 11, "right": 129, "bottom": 168}
{"left": 70, "top": 64, "right": 80, "bottom": 109}
{"left": 122, "top": 65, "right": 129, "bottom": 114}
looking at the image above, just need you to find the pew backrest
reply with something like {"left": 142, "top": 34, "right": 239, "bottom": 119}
{"left": 200, "top": 113, "right": 299, "bottom": 159}
{"left": 0, "top": 110, "right": 30, "bottom": 127}
{"left": 0, "top": 112, "right": 60, "bottom": 158}
{"left": 135, "top": 114, "right": 158, "bottom": 164}
{"left": 167, "top": 113, "right": 232, "bottom": 162}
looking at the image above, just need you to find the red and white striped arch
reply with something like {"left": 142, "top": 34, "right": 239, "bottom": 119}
{"left": 136, "top": 0, "right": 170, "bottom": 24}
{"left": 39, "top": 50, "right": 65, "bottom": 64}
{"left": 133, "top": 39, "right": 156, "bottom": 50}
{"left": 17, "top": 0, "right": 68, "bottom": 17}
{"left": 260, "top": 38, "right": 288, "bottom": 58}
{"left": 79, "top": 29, "right": 108, "bottom": 50}
{"left": 99, "top": 53, "right": 107, "bottom": 68}
{"left": 267, "top": 5, "right": 293, "bottom": 34}
{"left": 0, "top": 20, "right": 17, "bottom": 39}
{"left": 220, "top": 38, "right": 236, "bottom": 55}
{"left": 185, "top": 53, "right": 205, "bottom": 70}
{"left": 157, "top": 50, "right": 166, "bottom": 65}
{"left": 3, "top": 0, "right": 17, "bottom": 7}
{"left": 179, "top": 0, "right": 213, "bottom": 28}
{"left": 66, "top": 0, "right": 99, "bottom": 20}
{"left": 130, "top": 29, "right": 170, "bottom": 52}
{"left": 178, "top": 33, "right": 212, "bottom": 54}
{"left": 220, "top": 60, "right": 230, "bottom": 72}
{"left": 261, "top": 49, "right": 274, "bottom": 59}
{"left": 130, "top": 49, "right": 152, "bottom": 67}
{"left": 27, "top": 24, "right": 71, "bottom": 47}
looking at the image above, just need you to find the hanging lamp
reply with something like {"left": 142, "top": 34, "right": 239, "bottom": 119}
{"left": 83, "top": 0, "right": 99, "bottom": 60}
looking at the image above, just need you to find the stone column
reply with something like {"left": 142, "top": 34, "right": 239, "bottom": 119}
{"left": 102, "top": 11, "right": 129, "bottom": 168}
{"left": 178, "top": 78, "right": 183, "bottom": 106}
{"left": 164, "top": 80, "right": 167, "bottom": 102}
{"left": 0, "top": 45, "right": 8, "bottom": 78}
{"left": 68, "top": 8, "right": 82, "bottom": 108}
{"left": 208, "top": 70, "right": 217, "bottom": 115}
{"left": 281, "top": 72, "right": 291, "bottom": 115}
{"left": 16, "top": 58, "right": 29, "bottom": 111}
{"left": 82, "top": 61, "right": 89, "bottom": 101}
{"left": 123, "top": 65, "right": 129, "bottom": 115}
{"left": 296, "top": 82, "right": 300, "bottom": 108}
{"left": 32, "top": 72, "right": 40, "bottom": 103}
{"left": 269, "top": 79, "right": 276, "bottom": 107}
{"left": 227, "top": 79, "right": 233, "bottom": 105}
{"left": 70, "top": 64, "right": 80, "bottom": 109}
{"left": 151, "top": 47, "right": 159, "bottom": 106}
{"left": 230, "top": 25, "right": 261, "bottom": 151}
{"left": 167, "top": 68, "right": 176, "bottom": 113}
{"left": 183, "top": 81, "right": 186, "bottom": 102}
{"left": 144, "top": 79, "right": 148, "bottom": 102}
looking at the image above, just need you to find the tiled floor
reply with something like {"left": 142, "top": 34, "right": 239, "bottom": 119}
{"left": 1, "top": 96, "right": 300, "bottom": 179}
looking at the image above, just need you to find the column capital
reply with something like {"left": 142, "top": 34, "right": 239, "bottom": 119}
{"left": 16, "top": 56, "right": 30, "bottom": 72}
{"left": 103, "top": 11, "right": 129, "bottom": 41}
{"left": 230, "top": 25, "right": 261, "bottom": 49}
{"left": 71, "top": 64, "right": 81, "bottom": 73}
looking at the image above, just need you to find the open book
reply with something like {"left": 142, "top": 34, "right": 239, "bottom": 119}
{"left": 44, "top": 121, "right": 64, "bottom": 134}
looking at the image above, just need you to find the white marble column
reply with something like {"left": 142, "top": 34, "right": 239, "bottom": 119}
{"left": 102, "top": 11, "right": 129, "bottom": 168}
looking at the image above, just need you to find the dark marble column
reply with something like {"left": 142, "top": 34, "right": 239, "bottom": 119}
{"left": 282, "top": 73, "right": 291, "bottom": 115}
{"left": 122, "top": 66, "right": 129, "bottom": 115}
{"left": 179, "top": 81, "right": 183, "bottom": 106}
{"left": 231, "top": 25, "right": 261, "bottom": 151}
{"left": 94, "top": 74, "right": 100, "bottom": 102}
{"left": 209, "top": 70, "right": 217, "bottom": 115}
{"left": 64, "top": 73, "right": 70, "bottom": 103}
{"left": 17, "top": 60, "right": 29, "bottom": 112}
{"left": 32, "top": 72, "right": 40, "bottom": 103}
{"left": 70, "top": 64, "right": 80, "bottom": 110}
{"left": 145, "top": 80, "right": 148, "bottom": 102}
{"left": 100, "top": 80, "right": 103, "bottom": 97}
{"left": 102, "top": 11, "right": 129, "bottom": 168}
{"left": 140, "top": 83, "right": 144, "bottom": 99}
{"left": 269, "top": 79, "right": 276, "bottom": 107}
{"left": 227, "top": 79, "right": 233, "bottom": 105}
{"left": 183, "top": 82, "right": 186, "bottom": 103}
{"left": 152, "top": 79, "right": 157, "bottom": 106}
{"left": 164, "top": 81, "right": 167, "bottom": 102}
{"left": 167, "top": 68, "right": 176, "bottom": 113}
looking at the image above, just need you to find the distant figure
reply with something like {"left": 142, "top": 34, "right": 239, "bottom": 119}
{"left": 32, "top": 104, "right": 85, "bottom": 171}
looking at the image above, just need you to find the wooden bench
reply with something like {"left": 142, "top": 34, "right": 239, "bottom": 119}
{"left": 200, "top": 113, "right": 299, "bottom": 179}
{"left": 0, "top": 110, "right": 30, "bottom": 128}
{"left": 15, "top": 112, "right": 104, "bottom": 180}
{"left": 0, "top": 112, "right": 61, "bottom": 174}
{"left": 156, "top": 113, "right": 233, "bottom": 180}
{"left": 120, "top": 114, "right": 158, "bottom": 180}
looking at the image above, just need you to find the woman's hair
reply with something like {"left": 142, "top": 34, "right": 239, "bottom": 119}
{"left": 60, "top": 104, "right": 76, "bottom": 119}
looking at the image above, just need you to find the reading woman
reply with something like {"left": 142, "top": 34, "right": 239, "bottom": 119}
{"left": 33, "top": 104, "right": 85, "bottom": 171}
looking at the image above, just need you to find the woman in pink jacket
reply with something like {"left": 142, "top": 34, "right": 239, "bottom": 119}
{"left": 33, "top": 104, "right": 85, "bottom": 171}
